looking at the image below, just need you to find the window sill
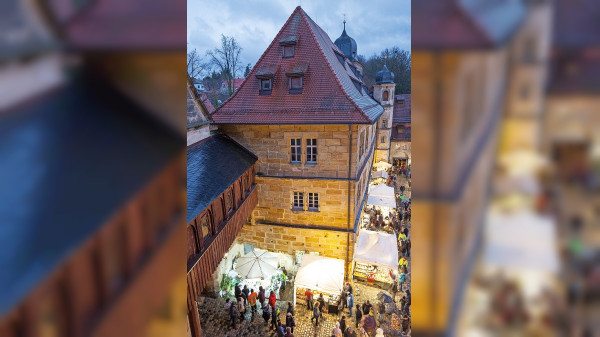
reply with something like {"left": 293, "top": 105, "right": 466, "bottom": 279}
{"left": 291, "top": 207, "right": 304, "bottom": 212}
{"left": 259, "top": 90, "right": 272, "bottom": 95}
{"left": 307, "top": 208, "right": 319, "bottom": 212}
{"left": 290, "top": 161, "right": 302, "bottom": 164}
{"left": 305, "top": 161, "right": 317, "bottom": 165}
{"left": 289, "top": 88, "right": 303, "bottom": 95}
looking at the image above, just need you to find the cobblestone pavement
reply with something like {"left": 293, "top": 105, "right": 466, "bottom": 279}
{"left": 198, "top": 281, "right": 409, "bottom": 337}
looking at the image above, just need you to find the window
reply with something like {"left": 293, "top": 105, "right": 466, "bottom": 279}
{"left": 226, "top": 192, "right": 233, "bottom": 212}
{"left": 291, "top": 138, "right": 301, "bottom": 163}
{"left": 293, "top": 192, "right": 304, "bottom": 209}
{"left": 201, "top": 216, "right": 210, "bottom": 239}
{"left": 382, "top": 119, "right": 388, "bottom": 128}
{"left": 283, "top": 45, "right": 295, "bottom": 58}
{"left": 306, "top": 138, "right": 317, "bottom": 163}
{"left": 259, "top": 79, "right": 272, "bottom": 95}
{"left": 359, "top": 133, "right": 365, "bottom": 158}
{"left": 308, "top": 193, "right": 319, "bottom": 211}
{"left": 382, "top": 90, "right": 389, "bottom": 101}
{"left": 381, "top": 136, "right": 385, "bottom": 144}
{"left": 289, "top": 76, "right": 303, "bottom": 94}
{"left": 402, "top": 145, "right": 408, "bottom": 150}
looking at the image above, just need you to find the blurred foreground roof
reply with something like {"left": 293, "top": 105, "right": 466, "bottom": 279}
{"left": 553, "top": 0, "right": 600, "bottom": 48}
{"left": 0, "top": 73, "right": 182, "bottom": 315}
{"left": 412, "top": 0, "right": 526, "bottom": 49}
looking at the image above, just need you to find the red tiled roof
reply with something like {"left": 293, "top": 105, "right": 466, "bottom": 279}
{"left": 393, "top": 94, "right": 411, "bottom": 124}
{"left": 212, "top": 6, "right": 383, "bottom": 125}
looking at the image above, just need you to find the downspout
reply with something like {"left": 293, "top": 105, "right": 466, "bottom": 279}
{"left": 346, "top": 124, "right": 353, "bottom": 280}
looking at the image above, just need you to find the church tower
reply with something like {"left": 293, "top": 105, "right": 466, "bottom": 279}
{"left": 334, "top": 19, "right": 363, "bottom": 76}
{"left": 373, "top": 59, "right": 395, "bottom": 163}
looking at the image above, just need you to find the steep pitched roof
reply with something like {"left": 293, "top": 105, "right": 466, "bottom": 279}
{"left": 187, "top": 135, "right": 257, "bottom": 223}
{"left": 393, "top": 94, "right": 411, "bottom": 124}
{"left": 187, "top": 77, "right": 212, "bottom": 127}
{"left": 412, "top": 0, "right": 526, "bottom": 49}
{"left": 212, "top": 6, "right": 383, "bottom": 125}
{"left": 200, "top": 93, "right": 216, "bottom": 114}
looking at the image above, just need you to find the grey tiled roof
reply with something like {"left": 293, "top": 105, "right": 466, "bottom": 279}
{"left": 187, "top": 135, "right": 257, "bottom": 223}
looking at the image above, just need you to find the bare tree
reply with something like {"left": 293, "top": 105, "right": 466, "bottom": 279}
{"left": 187, "top": 48, "right": 208, "bottom": 80}
{"left": 206, "top": 35, "right": 242, "bottom": 96}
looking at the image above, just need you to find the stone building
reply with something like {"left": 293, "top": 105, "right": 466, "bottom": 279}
{"left": 543, "top": 0, "right": 600, "bottom": 178}
{"left": 390, "top": 94, "right": 411, "bottom": 168}
{"left": 411, "top": 0, "right": 552, "bottom": 334}
{"left": 373, "top": 63, "right": 397, "bottom": 163}
{"left": 211, "top": 6, "right": 386, "bottom": 277}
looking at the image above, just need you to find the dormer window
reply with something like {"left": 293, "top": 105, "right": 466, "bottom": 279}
{"left": 260, "top": 79, "right": 272, "bottom": 95}
{"left": 283, "top": 45, "right": 295, "bottom": 58}
{"left": 289, "top": 76, "right": 303, "bottom": 94}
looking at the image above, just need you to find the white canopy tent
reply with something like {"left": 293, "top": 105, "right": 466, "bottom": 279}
{"left": 484, "top": 209, "right": 559, "bottom": 273}
{"left": 235, "top": 249, "right": 278, "bottom": 280}
{"left": 373, "top": 160, "right": 392, "bottom": 171}
{"left": 366, "top": 183, "right": 396, "bottom": 208}
{"left": 354, "top": 230, "right": 398, "bottom": 271}
{"left": 371, "top": 170, "right": 389, "bottom": 180}
{"left": 293, "top": 255, "right": 344, "bottom": 305}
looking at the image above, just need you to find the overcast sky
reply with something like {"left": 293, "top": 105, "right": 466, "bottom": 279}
{"left": 188, "top": 0, "right": 410, "bottom": 72}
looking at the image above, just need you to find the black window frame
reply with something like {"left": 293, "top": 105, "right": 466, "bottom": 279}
{"left": 308, "top": 192, "right": 319, "bottom": 211}
{"left": 289, "top": 76, "right": 303, "bottom": 95}
{"left": 291, "top": 138, "right": 302, "bottom": 163}
{"left": 283, "top": 45, "right": 295, "bottom": 58}
{"left": 259, "top": 78, "right": 272, "bottom": 95}
{"left": 306, "top": 138, "right": 317, "bottom": 163}
{"left": 293, "top": 192, "right": 304, "bottom": 210}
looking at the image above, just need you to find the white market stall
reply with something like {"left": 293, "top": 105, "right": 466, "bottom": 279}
{"left": 483, "top": 209, "right": 559, "bottom": 298}
{"left": 373, "top": 160, "right": 392, "bottom": 171}
{"left": 366, "top": 183, "right": 396, "bottom": 209}
{"left": 293, "top": 255, "right": 345, "bottom": 308}
{"left": 353, "top": 230, "right": 398, "bottom": 285}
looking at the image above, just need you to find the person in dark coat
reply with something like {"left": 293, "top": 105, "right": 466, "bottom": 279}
{"left": 262, "top": 302, "right": 270, "bottom": 325}
{"left": 276, "top": 321, "right": 285, "bottom": 337}
{"left": 287, "top": 301, "right": 294, "bottom": 316}
{"left": 242, "top": 285, "right": 250, "bottom": 305}
{"left": 229, "top": 300, "right": 239, "bottom": 329}
{"left": 258, "top": 286, "right": 266, "bottom": 306}
{"left": 271, "top": 305, "right": 279, "bottom": 330}
{"left": 339, "top": 315, "right": 347, "bottom": 334}
{"left": 355, "top": 305, "right": 363, "bottom": 329}
{"left": 285, "top": 312, "right": 296, "bottom": 333}
{"left": 234, "top": 284, "right": 242, "bottom": 300}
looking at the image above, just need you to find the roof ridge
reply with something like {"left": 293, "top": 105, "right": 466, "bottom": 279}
{"left": 187, "top": 74, "right": 212, "bottom": 122}
{"left": 454, "top": 1, "right": 494, "bottom": 47}
{"left": 299, "top": 9, "right": 371, "bottom": 123}
{"left": 213, "top": 6, "right": 304, "bottom": 117}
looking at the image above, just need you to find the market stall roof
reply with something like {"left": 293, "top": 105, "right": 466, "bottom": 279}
{"left": 484, "top": 209, "right": 559, "bottom": 273}
{"left": 367, "top": 183, "right": 396, "bottom": 208}
{"left": 373, "top": 161, "right": 392, "bottom": 170}
{"left": 371, "top": 170, "right": 389, "bottom": 180}
{"left": 354, "top": 230, "right": 398, "bottom": 270}
{"left": 295, "top": 255, "right": 344, "bottom": 294}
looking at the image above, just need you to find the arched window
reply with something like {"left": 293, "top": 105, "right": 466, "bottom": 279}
{"left": 382, "top": 90, "right": 389, "bottom": 101}
{"left": 201, "top": 215, "right": 211, "bottom": 239}
{"left": 187, "top": 225, "right": 199, "bottom": 260}
{"left": 226, "top": 191, "right": 233, "bottom": 212}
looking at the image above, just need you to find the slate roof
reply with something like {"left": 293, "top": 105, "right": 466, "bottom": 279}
{"left": 548, "top": 53, "right": 600, "bottom": 95}
{"left": 212, "top": 6, "right": 383, "bottom": 125}
{"left": 187, "top": 135, "right": 257, "bottom": 223}
{"left": 412, "top": 0, "right": 526, "bottom": 49}
{"left": 0, "top": 74, "right": 182, "bottom": 315}
{"left": 391, "top": 125, "right": 411, "bottom": 142}
{"left": 393, "top": 94, "right": 411, "bottom": 124}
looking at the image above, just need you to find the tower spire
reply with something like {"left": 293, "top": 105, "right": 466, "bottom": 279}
{"left": 343, "top": 13, "right": 346, "bottom": 30}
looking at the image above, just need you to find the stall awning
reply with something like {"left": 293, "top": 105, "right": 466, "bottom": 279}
{"left": 484, "top": 209, "right": 559, "bottom": 273}
{"left": 354, "top": 230, "right": 398, "bottom": 270}
{"left": 371, "top": 170, "right": 389, "bottom": 179}
{"left": 366, "top": 183, "right": 396, "bottom": 208}
{"left": 294, "top": 255, "right": 344, "bottom": 294}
